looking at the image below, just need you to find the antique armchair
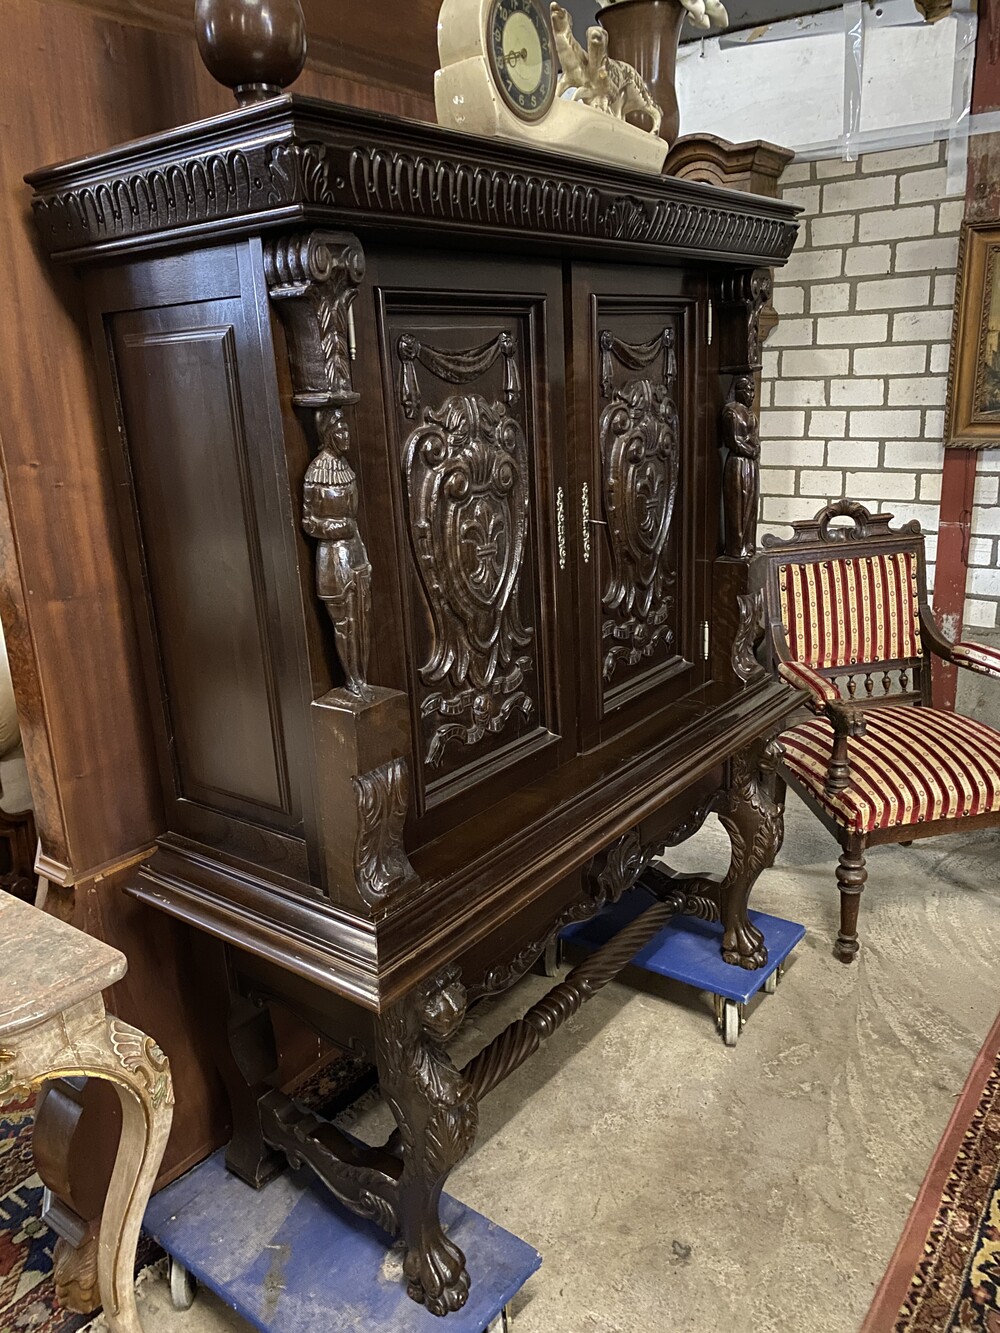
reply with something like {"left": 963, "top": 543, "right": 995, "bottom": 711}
{"left": 754, "top": 499, "right": 1000, "bottom": 962}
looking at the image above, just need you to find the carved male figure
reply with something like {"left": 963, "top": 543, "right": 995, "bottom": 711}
{"left": 301, "top": 408, "right": 374, "bottom": 702}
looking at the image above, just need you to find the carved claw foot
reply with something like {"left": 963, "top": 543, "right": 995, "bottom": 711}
{"left": 722, "top": 915, "right": 768, "bottom": 970}
{"left": 406, "top": 1233, "right": 471, "bottom": 1315}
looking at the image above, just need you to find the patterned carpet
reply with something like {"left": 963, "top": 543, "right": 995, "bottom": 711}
{"left": 862, "top": 1010, "right": 1000, "bottom": 1332}
{"left": 0, "top": 1056, "right": 374, "bottom": 1333}
{"left": 0, "top": 1093, "right": 89, "bottom": 1333}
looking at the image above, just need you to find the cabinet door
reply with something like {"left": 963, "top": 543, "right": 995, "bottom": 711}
{"left": 356, "top": 252, "right": 574, "bottom": 843}
{"left": 568, "top": 263, "right": 715, "bottom": 749}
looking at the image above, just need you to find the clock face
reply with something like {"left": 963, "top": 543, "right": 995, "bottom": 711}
{"left": 486, "top": 0, "right": 556, "bottom": 122}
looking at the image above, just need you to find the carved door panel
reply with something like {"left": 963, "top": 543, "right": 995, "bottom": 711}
{"left": 355, "top": 252, "right": 573, "bottom": 843}
{"left": 568, "top": 264, "right": 715, "bottom": 749}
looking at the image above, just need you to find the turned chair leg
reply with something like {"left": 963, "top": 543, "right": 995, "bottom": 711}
{"left": 835, "top": 840, "right": 868, "bottom": 963}
{"left": 375, "top": 967, "right": 478, "bottom": 1316}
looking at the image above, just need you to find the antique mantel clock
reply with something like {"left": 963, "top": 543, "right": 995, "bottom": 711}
{"left": 435, "top": 0, "right": 669, "bottom": 172}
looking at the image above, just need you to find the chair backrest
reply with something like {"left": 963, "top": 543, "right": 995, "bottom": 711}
{"left": 753, "top": 499, "right": 932, "bottom": 707}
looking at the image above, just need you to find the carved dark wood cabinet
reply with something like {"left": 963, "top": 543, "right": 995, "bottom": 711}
{"left": 28, "top": 99, "right": 798, "bottom": 1315}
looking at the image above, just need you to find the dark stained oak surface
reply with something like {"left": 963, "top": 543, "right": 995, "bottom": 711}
{"left": 28, "top": 89, "right": 799, "bottom": 1315}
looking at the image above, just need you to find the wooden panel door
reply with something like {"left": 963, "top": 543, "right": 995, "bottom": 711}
{"left": 355, "top": 250, "right": 573, "bottom": 843}
{"left": 89, "top": 243, "right": 314, "bottom": 879}
{"left": 568, "top": 263, "right": 714, "bottom": 750}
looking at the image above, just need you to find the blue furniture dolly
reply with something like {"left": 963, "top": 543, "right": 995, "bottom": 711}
{"left": 144, "top": 1148, "right": 540, "bottom": 1332}
{"left": 561, "top": 878, "right": 805, "bottom": 1047}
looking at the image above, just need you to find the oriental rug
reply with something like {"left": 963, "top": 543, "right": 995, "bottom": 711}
{"left": 862, "top": 1010, "right": 1000, "bottom": 1333}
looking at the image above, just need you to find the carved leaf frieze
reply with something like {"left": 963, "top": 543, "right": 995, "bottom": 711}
{"left": 32, "top": 135, "right": 798, "bottom": 266}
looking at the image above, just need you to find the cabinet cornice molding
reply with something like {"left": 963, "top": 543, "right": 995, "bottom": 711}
{"left": 27, "top": 98, "right": 800, "bottom": 267}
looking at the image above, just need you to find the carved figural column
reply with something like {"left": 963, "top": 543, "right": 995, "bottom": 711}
{"left": 267, "top": 231, "right": 419, "bottom": 912}
{"left": 266, "top": 231, "right": 373, "bottom": 702}
{"left": 719, "top": 268, "right": 771, "bottom": 561}
{"left": 722, "top": 375, "right": 761, "bottom": 560}
{"left": 374, "top": 967, "right": 478, "bottom": 1316}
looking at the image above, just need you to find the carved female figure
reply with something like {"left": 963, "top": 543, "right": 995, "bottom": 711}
{"left": 721, "top": 373, "right": 761, "bottom": 560}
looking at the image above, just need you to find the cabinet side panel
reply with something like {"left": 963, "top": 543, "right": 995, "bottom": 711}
{"left": 111, "top": 311, "right": 292, "bottom": 822}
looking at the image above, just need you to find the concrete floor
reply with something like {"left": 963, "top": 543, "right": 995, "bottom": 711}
{"left": 83, "top": 793, "right": 1000, "bottom": 1333}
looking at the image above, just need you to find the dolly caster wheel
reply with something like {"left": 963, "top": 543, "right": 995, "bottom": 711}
{"left": 713, "top": 995, "right": 745, "bottom": 1047}
{"left": 763, "top": 962, "right": 784, "bottom": 995}
{"left": 485, "top": 1305, "right": 512, "bottom": 1332}
{"left": 169, "top": 1257, "right": 197, "bottom": 1311}
{"left": 540, "top": 938, "right": 561, "bottom": 977}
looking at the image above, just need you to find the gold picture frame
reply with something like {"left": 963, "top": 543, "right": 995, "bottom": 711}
{"left": 946, "top": 221, "right": 1000, "bottom": 449}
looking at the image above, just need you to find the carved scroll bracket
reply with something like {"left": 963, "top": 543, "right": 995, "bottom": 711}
{"left": 733, "top": 590, "right": 767, "bottom": 685}
{"left": 719, "top": 267, "right": 772, "bottom": 374}
{"left": 353, "top": 757, "right": 418, "bottom": 906}
{"left": 266, "top": 230, "right": 375, "bottom": 703}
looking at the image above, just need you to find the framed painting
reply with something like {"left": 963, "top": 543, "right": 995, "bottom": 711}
{"left": 946, "top": 222, "right": 1000, "bottom": 449}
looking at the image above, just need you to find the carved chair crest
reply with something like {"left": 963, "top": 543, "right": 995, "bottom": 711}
{"left": 755, "top": 499, "right": 933, "bottom": 709}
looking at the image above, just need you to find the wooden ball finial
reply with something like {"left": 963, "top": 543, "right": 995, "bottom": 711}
{"left": 194, "top": 0, "right": 307, "bottom": 106}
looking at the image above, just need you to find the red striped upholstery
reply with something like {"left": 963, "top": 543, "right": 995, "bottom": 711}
{"left": 777, "top": 659, "right": 839, "bottom": 711}
{"left": 780, "top": 706, "right": 1000, "bottom": 833}
{"left": 778, "top": 551, "right": 921, "bottom": 668}
{"left": 952, "top": 641, "right": 1000, "bottom": 679}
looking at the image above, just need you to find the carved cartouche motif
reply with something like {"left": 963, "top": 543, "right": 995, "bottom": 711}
{"left": 403, "top": 392, "right": 535, "bottom": 766}
{"left": 601, "top": 377, "right": 680, "bottom": 680}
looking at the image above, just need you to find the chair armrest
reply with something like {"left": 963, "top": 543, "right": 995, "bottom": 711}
{"left": 919, "top": 606, "right": 1000, "bottom": 680}
{"left": 775, "top": 660, "right": 865, "bottom": 795}
{"left": 777, "top": 659, "right": 839, "bottom": 713}
{"left": 951, "top": 641, "right": 1000, "bottom": 680}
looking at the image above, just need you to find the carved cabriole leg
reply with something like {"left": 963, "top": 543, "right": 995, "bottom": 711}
{"left": 374, "top": 967, "right": 478, "bottom": 1316}
{"left": 836, "top": 838, "right": 868, "bottom": 964}
{"left": 0, "top": 998, "right": 173, "bottom": 1333}
{"left": 716, "top": 736, "right": 785, "bottom": 969}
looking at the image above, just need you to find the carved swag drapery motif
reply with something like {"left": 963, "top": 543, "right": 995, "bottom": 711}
{"left": 399, "top": 334, "right": 535, "bottom": 767}
{"left": 265, "top": 231, "right": 374, "bottom": 702}
{"left": 598, "top": 327, "right": 681, "bottom": 681}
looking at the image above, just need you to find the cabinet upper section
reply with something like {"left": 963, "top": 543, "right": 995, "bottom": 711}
{"left": 26, "top": 96, "right": 799, "bottom": 268}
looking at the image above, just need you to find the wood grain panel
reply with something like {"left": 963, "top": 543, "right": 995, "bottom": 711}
{"left": 56, "top": 0, "right": 439, "bottom": 105}
{"left": 112, "top": 319, "right": 291, "bottom": 817}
